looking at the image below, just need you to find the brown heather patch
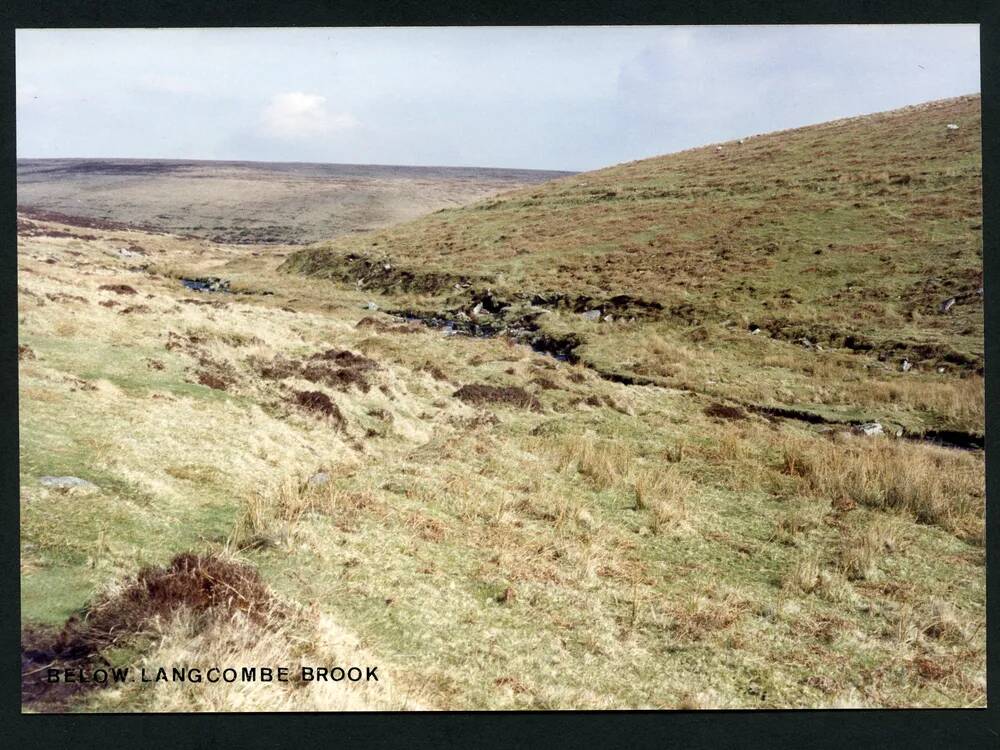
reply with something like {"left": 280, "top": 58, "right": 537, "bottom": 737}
{"left": 197, "top": 371, "right": 231, "bottom": 391}
{"left": 253, "top": 350, "right": 379, "bottom": 392}
{"left": 454, "top": 383, "right": 542, "bottom": 411}
{"left": 98, "top": 284, "right": 138, "bottom": 295}
{"left": 291, "top": 390, "right": 345, "bottom": 427}
{"left": 22, "top": 553, "right": 277, "bottom": 711}
{"left": 18, "top": 344, "right": 35, "bottom": 361}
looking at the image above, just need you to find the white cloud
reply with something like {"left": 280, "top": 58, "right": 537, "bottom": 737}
{"left": 260, "top": 92, "right": 358, "bottom": 139}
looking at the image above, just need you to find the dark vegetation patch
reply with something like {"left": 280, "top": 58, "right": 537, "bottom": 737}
{"left": 253, "top": 349, "right": 379, "bottom": 393}
{"left": 144, "top": 358, "right": 165, "bottom": 371}
{"left": 45, "top": 292, "right": 88, "bottom": 304}
{"left": 119, "top": 304, "right": 150, "bottom": 315}
{"left": 760, "top": 317, "right": 983, "bottom": 373}
{"left": 531, "top": 377, "right": 560, "bottom": 390}
{"left": 179, "top": 298, "right": 228, "bottom": 308}
{"left": 454, "top": 384, "right": 542, "bottom": 411}
{"left": 704, "top": 402, "right": 747, "bottom": 421}
{"left": 18, "top": 344, "right": 35, "bottom": 361}
{"left": 18, "top": 206, "right": 163, "bottom": 234}
{"left": 420, "top": 364, "right": 450, "bottom": 381}
{"left": 181, "top": 277, "right": 231, "bottom": 293}
{"left": 17, "top": 217, "right": 98, "bottom": 241}
{"left": 196, "top": 371, "right": 231, "bottom": 391}
{"left": 282, "top": 250, "right": 479, "bottom": 294}
{"left": 22, "top": 553, "right": 275, "bottom": 712}
{"left": 292, "top": 390, "right": 345, "bottom": 427}
{"left": 210, "top": 225, "right": 307, "bottom": 245}
{"left": 99, "top": 299, "right": 118, "bottom": 308}
{"left": 98, "top": 284, "right": 138, "bottom": 295}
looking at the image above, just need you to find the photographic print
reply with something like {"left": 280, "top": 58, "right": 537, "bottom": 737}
{"left": 17, "top": 25, "right": 984, "bottom": 712}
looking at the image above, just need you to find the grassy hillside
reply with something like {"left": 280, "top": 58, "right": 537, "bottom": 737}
{"left": 285, "top": 95, "right": 983, "bottom": 436}
{"left": 19, "top": 96, "right": 984, "bottom": 711}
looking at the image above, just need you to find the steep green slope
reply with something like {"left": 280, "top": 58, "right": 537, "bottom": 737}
{"left": 284, "top": 95, "right": 983, "bottom": 434}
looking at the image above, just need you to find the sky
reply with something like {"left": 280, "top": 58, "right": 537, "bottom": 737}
{"left": 16, "top": 26, "right": 980, "bottom": 172}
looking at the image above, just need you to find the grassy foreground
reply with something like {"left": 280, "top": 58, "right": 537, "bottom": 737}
{"left": 19, "top": 96, "right": 984, "bottom": 710}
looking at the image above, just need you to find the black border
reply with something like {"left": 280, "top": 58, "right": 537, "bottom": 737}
{"left": 5, "top": 2, "right": 998, "bottom": 748}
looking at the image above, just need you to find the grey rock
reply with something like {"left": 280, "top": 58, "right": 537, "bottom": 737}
{"left": 939, "top": 296, "right": 956, "bottom": 313}
{"left": 581, "top": 309, "right": 601, "bottom": 321}
{"left": 471, "top": 302, "right": 484, "bottom": 317}
{"left": 603, "top": 314, "right": 614, "bottom": 323}
{"left": 364, "top": 301, "right": 379, "bottom": 311}
{"left": 749, "top": 325, "right": 761, "bottom": 335}
{"left": 853, "top": 422, "right": 884, "bottom": 437}
{"left": 901, "top": 359, "right": 912, "bottom": 372}
{"left": 40, "top": 476, "right": 98, "bottom": 492}
{"left": 946, "top": 123, "right": 959, "bottom": 130}
{"left": 307, "top": 472, "right": 331, "bottom": 488}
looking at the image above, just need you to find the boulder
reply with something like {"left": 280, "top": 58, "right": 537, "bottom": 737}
{"left": 581, "top": 309, "right": 601, "bottom": 321}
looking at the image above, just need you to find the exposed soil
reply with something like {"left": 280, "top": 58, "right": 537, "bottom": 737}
{"left": 197, "top": 371, "right": 230, "bottom": 391}
{"left": 292, "top": 390, "right": 346, "bottom": 427}
{"left": 454, "top": 384, "right": 542, "bottom": 411}
{"left": 21, "top": 553, "right": 275, "bottom": 712}
{"left": 98, "top": 284, "right": 138, "bottom": 296}
{"left": 704, "top": 402, "right": 748, "bottom": 421}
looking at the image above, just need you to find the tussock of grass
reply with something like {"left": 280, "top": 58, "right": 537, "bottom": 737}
{"left": 781, "top": 436, "right": 984, "bottom": 541}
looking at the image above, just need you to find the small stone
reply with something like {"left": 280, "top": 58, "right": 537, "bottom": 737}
{"left": 40, "top": 476, "right": 98, "bottom": 493}
{"left": 364, "top": 301, "right": 378, "bottom": 311}
{"left": 939, "top": 296, "right": 956, "bottom": 313}
{"left": 471, "top": 302, "right": 484, "bottom": 317}
{"left": 946, "top": 123, "right": 959, "bottom": 130}
{"left": 307, "top": 472, "right": 331, "bottom": 488}
{"left": 603, "top": 314, "right": 614, "bottom": 323}
{"left": 581, "top": 309, "right": 601, "bottom": 321}
{"left": 901, "top": 359, "right": 912, "bottom": 372}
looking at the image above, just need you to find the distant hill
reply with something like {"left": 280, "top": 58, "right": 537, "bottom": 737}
{"left": 16, "top": 158, "right": 573, "bottom": 245}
